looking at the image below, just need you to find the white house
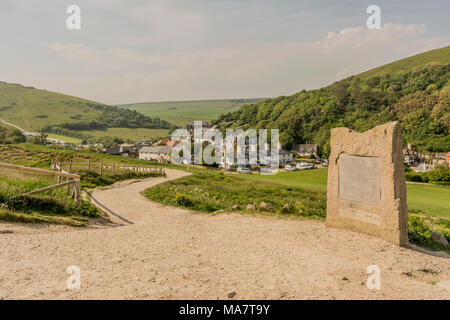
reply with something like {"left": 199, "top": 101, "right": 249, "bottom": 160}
{"left": 139, "top": 146, "right": 172, "bottom": 163}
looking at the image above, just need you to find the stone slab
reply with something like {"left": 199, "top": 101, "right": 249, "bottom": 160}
{"left": 325, "top": 121, "right": 409, "bottom": 246}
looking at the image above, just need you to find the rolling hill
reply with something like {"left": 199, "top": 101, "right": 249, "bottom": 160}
{"left": 215, "top": 46, "right": 450, "bottom": 155}
{"left": 118, "top": 98, "right": 264, "bottom": 126}
{"left": 0, "top": 81, "right": 171, "bottom": 144}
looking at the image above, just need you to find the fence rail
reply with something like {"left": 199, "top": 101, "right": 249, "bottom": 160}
{"left": 0, "top": 161, "right": 81, "bottom": 206}
{"left": 52, "top": 160, "right": 165, "bottom": 176}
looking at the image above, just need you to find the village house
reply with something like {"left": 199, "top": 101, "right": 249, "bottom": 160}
{"left": 186, "top": 121, "right": 213, "bottom": 133}
{"left": 279, "top": 149, "right": 294, "bottom": 164}
{"left": 402, "top": 148, "right": 420, "bottom": 166}
{"left": 139, "top": 146, "right": 172, "bottom": 163}
{"left": 292, "top": 144, "right": 318, "bottom": 157}
{"left": 105, "top": 143, "right": 139, "bottom": 158}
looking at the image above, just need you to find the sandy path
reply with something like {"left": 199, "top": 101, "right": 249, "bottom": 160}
{"left": 0, "top": 168, "right": 449, "bottom": 299}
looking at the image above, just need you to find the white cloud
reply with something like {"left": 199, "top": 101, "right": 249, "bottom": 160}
{"left": 46, "top": 23, "right": 449, "bottom": 103}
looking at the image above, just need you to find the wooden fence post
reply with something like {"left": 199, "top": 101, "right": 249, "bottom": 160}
{"left": 74, "top": 179, "right": 81, "bottom": 206}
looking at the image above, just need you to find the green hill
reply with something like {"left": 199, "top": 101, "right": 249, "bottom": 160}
{"left": 216, "top": 46, "right": 450, "bottom": 155}
{"left": 0, "top": 81, "right": 172, "bottom": 144}
{"left": 119, "top": 98, "right": 264, "bottom": 126}
{"left": 358, "top": 46, "right": 450, "bottom": 80}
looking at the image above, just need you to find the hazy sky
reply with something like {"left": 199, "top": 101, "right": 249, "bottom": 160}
{"left": 1, "top": 0, "right": 449, "bottom": 104}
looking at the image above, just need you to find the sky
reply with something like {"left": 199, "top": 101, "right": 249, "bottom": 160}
{"left": 0, "top": 0, "right": 449, "bottom": 104}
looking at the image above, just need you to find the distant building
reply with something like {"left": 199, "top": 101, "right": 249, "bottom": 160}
{"left": 402, "top": 149, "right": 419, "bottom": 166}
{"left": 186, "top": 121, "right": 213, "bottom": 133}
{"left": 139, "top": 146, "right": 172, "bottom": 163}
{"left": 105, "top": 143, "right": 139, "bottom": 158}
{"left": 414, "top": 163, "right": 433, "bottom": 173}
{"left": 278, "top": 149, "right": 294, "bottom": 164}
{"left": 292, "top": 144, "right": 318, "bottom": 157}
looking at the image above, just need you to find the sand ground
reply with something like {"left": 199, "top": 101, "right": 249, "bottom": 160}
{"left": 0, "top": 168, "right": 449, "bottom": 299}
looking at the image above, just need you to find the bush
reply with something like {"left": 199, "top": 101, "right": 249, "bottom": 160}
{"left": 428, "top": 166, "right": 450, "bottom": 185}
{"left": 405, "top": 172, "right": 425, "bottom": 183}
{"left": 75, "top": 200, "right": 101, "bottom": 217}
{"left": 408, "top": 215, "right": 450, "bottom": 252}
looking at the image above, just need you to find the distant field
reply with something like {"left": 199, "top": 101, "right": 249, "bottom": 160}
{"left": 119, "top": 99, "right": 264, "bottom": 126}
{"left": 242, "top": 169, "right": 450, "bottom": 218}
{"left": 88, "top": 128, "right": 170, "bottom": 141}
{"left": 46, "top": 134, "right": 82, "bottom": 144}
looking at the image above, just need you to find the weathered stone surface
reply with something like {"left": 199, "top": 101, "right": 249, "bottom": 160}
{"left": 259, "top": 202, "right": 272, "bottom": 212}
{"left": 326, "top": 122, "right": 409, "bottom": 246}
{"left": 431, "top": 232, "right": 448, "bottom": 247}
{"left": 281, "top": 204, "right": 292, "bottom": 213}
{"left": 246, "top": 204, "right": 256, "bottom": 211}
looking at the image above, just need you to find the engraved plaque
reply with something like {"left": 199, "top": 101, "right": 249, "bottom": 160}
{"left": 338, "top": 154, "right": 381, "bottom": 206}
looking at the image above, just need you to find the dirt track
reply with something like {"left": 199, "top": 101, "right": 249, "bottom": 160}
{"left": 1, "top": 168, "right": 449, "bottom": 299}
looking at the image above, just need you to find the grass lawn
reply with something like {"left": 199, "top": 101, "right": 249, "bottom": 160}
{"left": 146, "top": 169, "right": 326, "bottom": 219}
{"left": 47, "top": 133, "right": 82, "bottom": 144}
{"left": 242, "top": 169, "right": 450, "bottom": 218}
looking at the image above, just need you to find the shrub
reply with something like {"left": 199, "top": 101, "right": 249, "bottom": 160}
{"left": 75, "top": 200, "right": 101, "bottom": 217}
{"left": 428, "top": 166, "right": 450, "bottom": 185}
{"left": 405, "top": 172, "right": 425, "bottom": 182}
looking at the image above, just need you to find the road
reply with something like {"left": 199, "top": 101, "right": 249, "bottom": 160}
{"left": 0, "top": 169, "right": 449, "bottom": 299}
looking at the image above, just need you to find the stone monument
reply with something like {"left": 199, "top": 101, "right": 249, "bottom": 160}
{"left": 326, "top": 121, "right": 409, "bottom": 246}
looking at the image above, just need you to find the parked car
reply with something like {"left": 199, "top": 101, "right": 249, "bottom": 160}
{"left": 284, "top": 165, "right": 298, "bottom": 171}
{"left": 237, "top": 167, "right": 252, "bottom": 174}
{"left": 296, "top": 162, "right": 315, "bottom": 170}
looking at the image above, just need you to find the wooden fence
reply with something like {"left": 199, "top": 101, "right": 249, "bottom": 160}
{"left": 0, "top": 161, "right": 81, "bottom": 206}
{"left": 51, "top": 160, "right": 165, "bottom": 177}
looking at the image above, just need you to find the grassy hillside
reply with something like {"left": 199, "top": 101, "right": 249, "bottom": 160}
{"left": 358, "top": 46, "right": 450, "bottom": 80}
{"left": 0, "top": 82, "right": 103, "bottom": 131}
{"left": 0, "top": 82, "right": 171, "bottom": 143}
{"left": 216, "top": 46, "right": 450, "bottom": 155}
{"left": 119, "top": 98, "right": 264, "bottom": 126}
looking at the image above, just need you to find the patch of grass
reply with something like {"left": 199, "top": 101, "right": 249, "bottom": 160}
{"left": 145, "top": 170, "right": 326, "bottom": 219}
{"left": 46, "top": 133, "right": 82, "bottom": 144}
{"left": 0, "top": 208, "right": 88, "bottom": 226}
{"left": 244, "top": 168, "right": 328, "bottom": 192}
{"left": 406, "top": 184, "right": 450, "bottom": 217}
{"left": 408, "top": 214, "right": 450, "bottom": 253}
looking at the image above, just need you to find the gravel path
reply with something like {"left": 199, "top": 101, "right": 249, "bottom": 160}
{"left": 1, "top": 168, "right": 449, "bottom": 299}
